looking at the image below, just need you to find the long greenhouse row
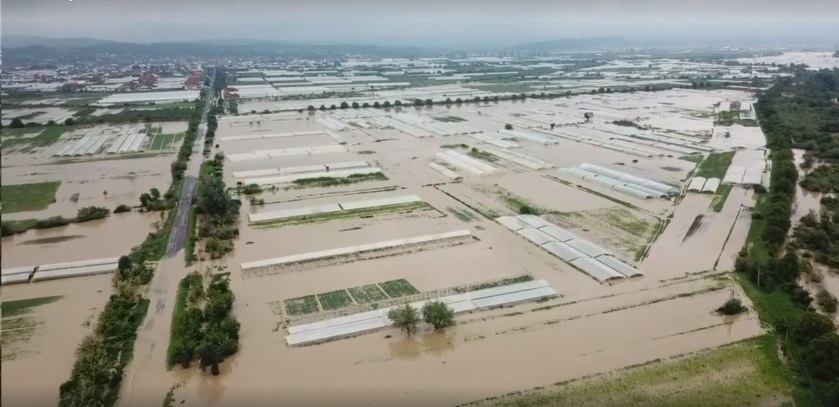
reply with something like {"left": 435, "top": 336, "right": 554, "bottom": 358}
{"left": 428, "top": 162, "right": 463, "bottom": 180}
{"left": 241, "top": 166, "right": 382, "bottom": 186}
{"left": 232, "top": 161, "right": 370, "bottom": 179}
{"left": 497, "top": 129, "right": 560, "bottom": 145}
{"left": 0, "top": 257, "right": 120, "bottom": 285}
{"left": 433, "top": 150, "right": 498, "bottom": 176}
{"left": 285, "top": 279, "right": 558, "bottom": 347}
{"left": 248, "top": 194, "right": 422, "bottom": 224}
{"left": 225, "top": 145, "right": 347, "bottom": 162}
{"left": 317, "top": 117, "right": 348, "bottom": 131}
{"left": 530, "top": 128, "right": 660, "bottom": 158}
{"left": 496, "top": 214, "right": 643, "bottom": 283}
{"left": 482, "top": 147, "right": 554, "bottom": 170}
{"left": 687, "top": 176, "right": 721, "bottom": 193}
{"left": 240, "top": 230, "right": 474, "bottom": 278}
{"left": 220, "top": 130, "right": 325, "bottom": 142}
{"left": 558, "top": 163, "right": 678, "bottom": 200}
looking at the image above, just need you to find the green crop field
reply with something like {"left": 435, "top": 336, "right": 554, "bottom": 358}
{"left": 347, "top": 284, "right": 389, "bottom": 303}
{"left": 378, "top": 279, "right": 420, "bottom": 298}
{"left": 1, "top": 181, "right": 62, "bottom": 213}
{"left": 284, "top": 295, "right": 320, "bottom": 315}
{"left": 316, "top": 290, "right": 355, "bottom": 311}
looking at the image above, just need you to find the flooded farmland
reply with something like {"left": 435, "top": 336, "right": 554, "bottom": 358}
{"left": 138, "top": 88, "right": 771, "bottom": 407}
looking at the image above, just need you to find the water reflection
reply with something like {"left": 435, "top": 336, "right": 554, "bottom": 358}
{"left": 388, "top": 329, "right": 456, "bottom": 361}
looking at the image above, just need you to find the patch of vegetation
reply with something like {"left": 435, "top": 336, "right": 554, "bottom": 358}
{"left": 289, "top": 172, "right": 388, "bottom": 189}
{"left": 195, "top": 153, "right": 241, "bottom": 260}
{"left": 816, "top": 289, "right": 838, "bottom": 313}
{"left": 1, "top": 125, "right": 72, "bottom": 150}
{"left": 316, "top": 290, "right": 355, "bottom": 311}
{"left": 114, "top": 204, "right": 132, "bottom": 213}
{"left": 735, "top": 68, "right": 839, "bottom": 407}
{"left": 0, "top": 181, "right": 61, "bottom": 213}
{"left": 422, "top": 300, "right": 456, "bottom": 331}
{"left": 234, "top": 183, "right": 263, "bottom": 195}
{"left": 253, "top": 202, "right": 432, "bottom": 228}
{"left": 285, "top": 295, "right": 320, "bottom": 316}
{"left": 448, "top": 207, "right": 478, "bottom": 222}
{"left": 0, "top": 295, "right": 63, "bottom": 318}
{"left": 601, "top": 208, "right": 651, "bottom": 237}
{"left": 347, "top": 285, "right": 390, "bottom": 304}
{"left": 167, "top": 272, "right": 240, "bottom": 375}
{"left": 379, "top": 279, "right": 421, "bottom": 298}
{"left": 1, "top": 205, "right": 110, "bottom": 236}
{"left": 679, "top": 154, "right": 705, "bottom": 164}
{"left": 184, "top": 207, "right": 198, "bottom": 265}
{"left": 694, "top": 151, "right": 734, "bottom": 178}
{"left": 715, "top": 297, "right": 747, "bottom": 315}
{"left": 800, "top": 165, "right": 839, "bottom": 193}
{"left": 459, "top": 336, "right": 792, "bottom": 407}
{"left": 711, "top": 184, "right": 733, "bottom": 212}
{"left": 660, "top": 166, "right": 682, "bottom": 172}
{"left": 612, "top": 119, "right": 644, "bottom": 129}
{"left": 440, "top": 143, "right": 469, "bottom": 149}
{"left": 435, "top": 116, "right": 466, "bottom": 123}
{"left": 387, "top": 304, "right": 420, "bottom": 336}
{"left": 468, "top": 147, "right": 499, "bottom": 163}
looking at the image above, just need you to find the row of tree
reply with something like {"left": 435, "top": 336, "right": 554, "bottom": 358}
{"left": 387, "top": 301, "right": 456, "bottom": 336}
{"left": 1, "top": 205, "right": 111, "bottom": 237}
{"left": 57, "top": 70, "right": 215, "bottom": 407}
{"left": 736, "top": 68, "right": 839, "bottom": 405}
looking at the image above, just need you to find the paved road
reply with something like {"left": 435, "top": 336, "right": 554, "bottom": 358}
{"left": 162, "top": 71, "right": 215, "bottom": 259}
{"left": 164, "top": 176, "right": 197, "bottom": 257}
{"left": 118, "top": 69, "right": 216, "bottom": 407}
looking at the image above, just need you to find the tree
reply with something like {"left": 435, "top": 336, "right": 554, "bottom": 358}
{"left": 422, "top": 301, "right": 455, "bottom": 331}
{"left": 394, "top": 100, "right": 402, "bottom": 107}
{"left": 9, "top": 118, "right": 24, "bottom": 128}
{"left": 351, "top": 102, "right": 359, "bottom": 108}
{"left": 64, "top": 118, "right": 75, "bottom": 126}
{"left": 383, "top": 101, "right": 391, "bottom": 108}
{"left": 504, "top": 123, "right": 513, "bottom": 131}
{"left": 307, "top": 105, "right": 315, "bottom": 111}
{"left": 117, "top": 255, "right": 132, "bottom": 273}
{"left": 149, "top": 188, "right": 161, "bottom": 201}
{"left": 340, "top": 102, "right": 349, "bottom": 109}
{"left": 388, "top": 304, "right": 420, "bottom": 336}
{"left": 792, "top": 312, "right": 835, "bottom": 345}
{"left": 414, "top": 99, "right": 423, "bottom": 106}
{"left": 802, "top": 333, "right": 839, "bottom": 381}
{"left": 198, "top": 176, "right": 233, "bottom": 216}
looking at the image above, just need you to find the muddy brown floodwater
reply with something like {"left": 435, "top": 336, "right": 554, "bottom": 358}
{"left": 135, "top": 89, "right": 768, "bottom": 407}
{"left": 1, "top": 274, "right": 113, "bottom": 406}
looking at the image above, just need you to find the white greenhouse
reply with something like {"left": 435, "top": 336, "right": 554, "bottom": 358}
{"left": 703, "top": 177, "right": 721, "bottom": 193}
{"left": 595, "top": 255, "right": 643, "bottom": 278}
{"left": 570, "top": 257, "right": 625, "bottom": 282}
{"left": 688, "top": 177, "right": 707, "bottom": 192}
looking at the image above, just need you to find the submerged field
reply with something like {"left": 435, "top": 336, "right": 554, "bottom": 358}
{"left": 463, "top": 336, "right": 791, "bottom": 407}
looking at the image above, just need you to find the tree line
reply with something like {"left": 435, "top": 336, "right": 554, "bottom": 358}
{"left": 736, "top": 68, "right": 839, "bottom": 406}
{"left": 57, "top": 70, "right": 214, "bottom": 407}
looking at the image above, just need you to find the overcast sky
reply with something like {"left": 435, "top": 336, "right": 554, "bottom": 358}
{"left": 3, "top": 0, "right": 839, "bottom": 47}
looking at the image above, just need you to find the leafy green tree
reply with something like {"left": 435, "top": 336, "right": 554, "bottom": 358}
{"left": 422, "top": 301, "right": 455, "bottom": 331}
{"left": 117, "top": 255, "right": 132, "bottom": 273}
{"left": 351, "top": 102, "right": 360, "bottom": 108}
{"left": 198, "top": 176, "right": 234, "bottom": 216}
{"left": 9, "top": 118, "right": 24, "bottom": 128}
{"left": 792, "top": 312, "right": 835, "bottom": 345}
{"left": 64, "top": 118, "right": 75, "bottom": 126}
{"left": 388, "top": 304, "right": 420, "bottom": 336}
{"left": 340, "top": 102, "right": 349, "bottom": 109}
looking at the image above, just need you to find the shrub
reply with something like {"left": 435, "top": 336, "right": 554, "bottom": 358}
{"left": 504, "top": 123, "right": 513, "bottom": 130}
{"left": 114, "top": 204, "right": 132, "bottom": 213}
{"left": 715, "top": 298, "right": 747, "bottom": 315}
{"left": 817, "top": 289, "right": 838, "bottom": 313}
{"left": 75, "top": 206, "right": 110, "bottom": 222}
